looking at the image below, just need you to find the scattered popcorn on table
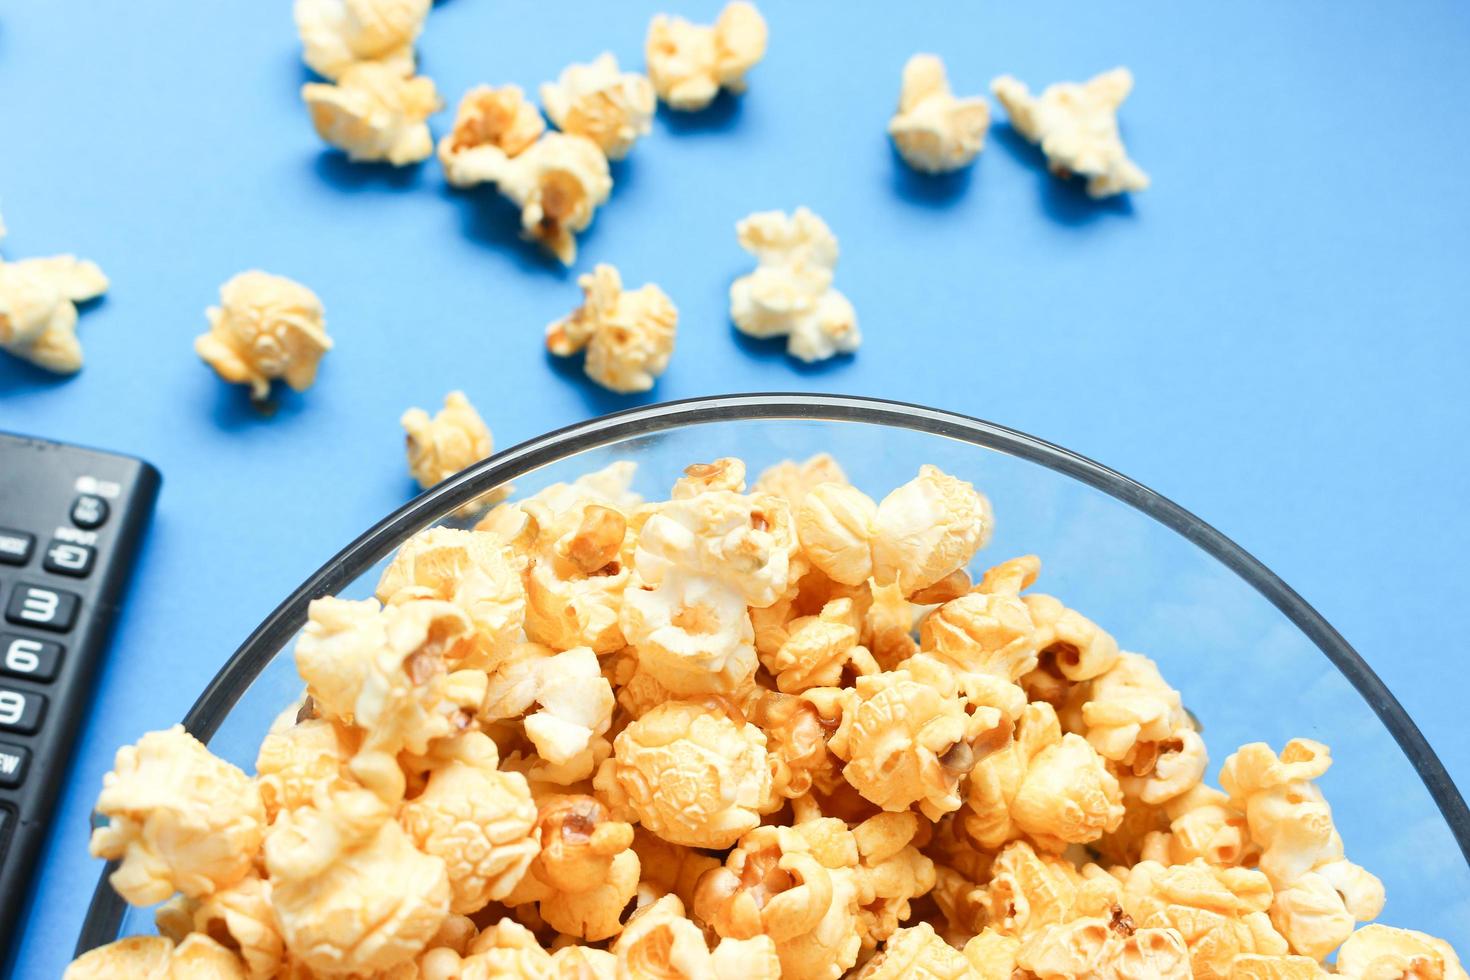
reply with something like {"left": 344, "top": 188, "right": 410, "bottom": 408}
{"left": 194, "top": 270, "right": 331, "bottom": 401}
{"left": 437, "top": 84, "right": 545, "bottom": 188}
{"left": 402, "top": 389, "right": 495, "bottom": 490}
{"left": 542, "top": 53, "right": 656, "bottom": 161}
{"left": 730, "top": 206, "right": 861, "bottom": 362}
{"left": 991, "top": 66, "right": 1150, "bottom": 198}
{"left": 70, "top": 454, "right": 1463, "bottom": 977}
{"left": 888, "top": 54, "right": 991, "bottom": 174}
{"left": 493, "top": 131, "right": 612, "bottom": 264}
{"left": 546, "top": 263, "right": 678, "bottom": 393}
{"left": 645, "top": 1, "right": 768, "bottom": 111}
{"left": 0, "top": 227, "right": 108, "bottom": 374}
{"left": 294, "top": 0, "right": 430, "bottom": 81}
{"left": 302, "top": 61, "right": 440, "bottom": 165}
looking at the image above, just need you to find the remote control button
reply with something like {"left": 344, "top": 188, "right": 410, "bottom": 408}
{"left": 4, "top": 583, "right": 80, "bottom": 633}
{"left": 0, "top": 742, "right": 28, "bottom": 788}
{"left": 0, "top": 530, "right": 35, "bottom": 567}
{"left": 0, "top": 687, "right": 45, "bottom": 734}
{"left": 43, "top": 540, "right": 96, "bottom": 578}
{"left": 71, "top": 494, "right": 109, "bottom": 529}
{"left": 0, "top": 635, "right": 63, "bottom": 682}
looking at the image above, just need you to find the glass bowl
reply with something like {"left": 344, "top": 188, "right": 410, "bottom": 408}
{"left": 77, "top": 393, "right": 1470, "bottom": 955}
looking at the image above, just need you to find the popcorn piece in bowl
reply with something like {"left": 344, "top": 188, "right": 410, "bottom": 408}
{"left": 64, "top": 934, "right": 248, "bottom": 980}
{"left": 293, "top": 595, "right": 473, "bottom": 800}
{"left": 402, "top": 389, "right": 495, "bottom": 490}
{"left": 645, "top": 2, "right": 768, "bottom": 111}
{"left": 620, "top": 570, "right": 757, "bottom": 695}
{"left": 493, "top": 132, "right": 612, "bottom": 265}
{"left": 546, "top": 263, "right": 678, "bottom": 393}
{"left": 542, "top": 53, "right": 655, "bottom": 161}
{"left": 1336, "top": 924, "right": 1468, "bottom": 980}
{"left": 830, "top": 654, "right": 1005, "bottom": 820}
{"left": 89, "top": 725, "right": 266, "bottom": 906}
{"left": 595, "top": 698, "right": 770, "bottom": 848}
{"left": 376, "top": 526, "right": 526, "bottom": 669}
{"left": 302, "top": 61, "right": 440, "bottom": 165}
{"left": 753, "top": 452, "right": 848, "bottom": 505}
{"left": 798, "top": 464, "right": 992, "bottom": 596}
{"left": 991, "top": 67, "right": 1149, "bottom": 198}
{"left": 851, "top": 920, "right": 970, "bottom": 979}
{"left": 888, "top": 54, "right": 991, "bottom": 174}
{"left": 293, "top": 0, "right": 430, "bottom": 81}
{"left": 155, "top": 872, "right": 284, "bottom": 979}
{"left": 265, "top": 781, "right": 449, "bottom": 975}
{"left": 437, "top": 84, "right": 545, "bottom": 188}
{"left": 730, "top": 206, "right": 860, "bottom": 363}
{"left": 194, "top": 271, "right": 331, "bottom": 401}
{"left": 0, "top": 235, "right": 109, "bottom": 374}
{"left": 399, "top": 731, "right": 538, "bottom": 914}
{"left": 1220, "top": 739, "right": 1385, "bottom": 961}
{"left": 503, "top": 793, "right": 640, "bottom": 941}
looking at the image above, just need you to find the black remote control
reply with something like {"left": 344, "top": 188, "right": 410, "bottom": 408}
{"left": 0, "top": 432, "right": 160, "bottom": 959}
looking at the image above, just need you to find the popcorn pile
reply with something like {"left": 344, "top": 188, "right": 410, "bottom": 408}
{"left": 66, "top": 455, "right": 1465, "bottom": 979}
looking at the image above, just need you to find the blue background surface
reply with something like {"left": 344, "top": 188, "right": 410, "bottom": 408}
{"left": 3, "top": 1, "right": 1468, "bottom": 974}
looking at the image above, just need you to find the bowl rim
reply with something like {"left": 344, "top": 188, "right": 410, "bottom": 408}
{"left": 77, "top": 392, "right": 1470, "bottom": 952}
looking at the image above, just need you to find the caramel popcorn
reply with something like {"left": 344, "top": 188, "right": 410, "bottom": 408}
{"left": 255, "top": 717, "right": 350, "bottom": 823}
{"left": 400, "top": 731, "right": 538, "bottom": 913}
{"left": 294, "top": 595, "right": 472, "bottom": 800}
{"left": 854, "top": 921, "right": 972, "bottom": 979}
{"left": 0, "top": 240, "right": 108, "bottom": 374}
{"left": 542, "top": 53, "right": 655, "bottom": 161}
{"left": 634, "top": 485, "right": 797, "bottom": 607}
{"left": 596, "top": 699, "right": 770, "bottom": 848}
{"left": 64, "top": 935, "right": 247, "bottom": 980}
{"left": 730, "top": 207, "right": 861, "bottom": 362}
{"left": 521, "top": 646, "right": 615, "bottom": 782}
{"left": 830, "top": 654, "right": 1001, "bottom": 819}
{"left": 74, "top": 453, "right": 1457, "bottom": 979}
{"left": 1082, "top": 651, "right": 1207, "bottom": 805}
{"left": 1230, "top": 954, "right": 1330, "bottom": 979}
{"left": 437, "top": 84, "right": 545, "bottom": 187}
{"left": 621, "top": 571, "right": 757, "bottom": 695}
{"left": 376, "top": 527, "right": 526, "bottom": 669}
{"left": 645, "top": 2, "right": 768, "bottom": 111}
{"left": 764, "top": 596, "right": 878, "bottom": 693}
{"left": 90, "top": 725, "right": 266, "bottom": 906}
{"left": 1220, "top": 739, "right": 1385, "bottom": 961}
{"left": 1015, "top": 913, "right": 1192, "bottom": 979}
{"left": 506, "top": 794, "right": 640, "bottom": 941}
{"left": 963, "top": 700, "right": 1123, "bottom": 852}
{"left": 294, "top": 0, "right": 429, "bottom": 81}
{"left": 302, "top": 61, "right": 440, "bottom": 165}
{"left": 266, "top": 782, "right": 449, "bottom": 975}
{"left": 800, "top": 466, "right": 991, "bottom": 597}
{"left": 1336, "top": 924, "right": 1468, "bottom": 980}
{"left": 753, "top": 453, "right": 848, "bottom": 505}
{"left": 402, "top": 390, "right": 495, "bottom": 491}
{"left": 695, "top": 820, "right": 864, "bottom": 979}
{"left": 493, "top": 132, "right": 612, "bottom": 264}
{"left": 888, "top": 54, "right": 990, "bottom": 174}
{"left": 194, "top": 271, "right": 331, "bottom": 401}
{"left": 1117, "top": 859, "right": 1289, "bottom": 978}
{"left": 546, "top": 263, "right": 678, "bottom": 393}
{"left": 991, "top": 67, "right": 1149, "bottom": 198}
